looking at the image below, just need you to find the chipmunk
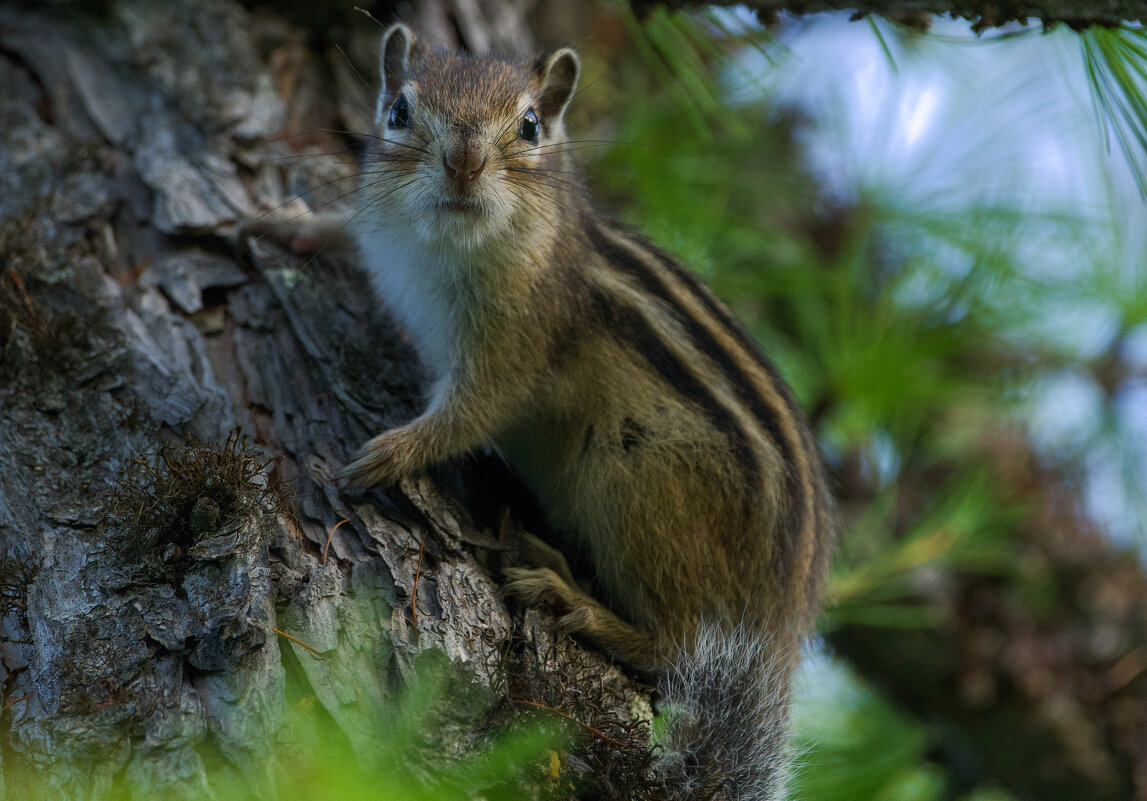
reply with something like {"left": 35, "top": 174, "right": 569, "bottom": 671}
{"left": 283, "top": 23, "right": 834, "bottom": 800}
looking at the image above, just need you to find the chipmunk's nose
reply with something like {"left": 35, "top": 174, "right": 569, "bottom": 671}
{"left": 443, "top": 149, "right": 486, "bottom": 184}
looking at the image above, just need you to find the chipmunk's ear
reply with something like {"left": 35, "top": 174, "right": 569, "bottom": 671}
{"left": 379, "top": 23, "right": 418, "bottom": 97}
{"left": 532, "top": 48, "right": 580, "bottom": 122}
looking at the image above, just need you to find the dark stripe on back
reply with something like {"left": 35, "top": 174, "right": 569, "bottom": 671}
{"left": 628, "top": 226, "right": 798, "bottom": 403}
{"left": 586, "top": 286, "right": 758, "bottom": 483}
{"left": 624, "top": 223, "right": 823, "bottom": 547}
{"left": 590, "top": 222, "right": 792, "bottom": 412}
{"left": 588, "top": 220, "right": 807, "bottom": 536}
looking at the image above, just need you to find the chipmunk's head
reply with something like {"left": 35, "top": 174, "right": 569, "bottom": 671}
{"left": 359, "top": 23, "right": 581, "bottom": 251}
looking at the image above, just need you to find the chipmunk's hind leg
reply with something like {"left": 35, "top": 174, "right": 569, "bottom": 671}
{"left": 504, "top": 565, "right": 667, "bottom": 675}
{"left": 510, "top": 529, "right": 580, "bottom": 590}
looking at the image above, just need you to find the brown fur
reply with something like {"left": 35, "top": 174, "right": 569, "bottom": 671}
{"left": 338, "top": 26, "right": 834, "bottom": 684}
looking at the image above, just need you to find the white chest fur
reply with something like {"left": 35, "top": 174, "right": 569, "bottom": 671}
{"left": 354, "top": 227, "right": 466, "bottom": 384}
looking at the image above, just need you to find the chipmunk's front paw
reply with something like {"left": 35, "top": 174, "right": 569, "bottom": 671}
{"left": 340, "top": 429, "right": 422, "bottom": 488}
{"left": 242, "top": 208, "right": 353, "bottom": 255}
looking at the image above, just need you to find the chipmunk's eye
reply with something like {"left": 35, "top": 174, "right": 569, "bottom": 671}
{"left": 389, "top": 94, "right": 410, "bottom": 129}
{"left": 519, "top": 109, "right": 539, "bottom": 143}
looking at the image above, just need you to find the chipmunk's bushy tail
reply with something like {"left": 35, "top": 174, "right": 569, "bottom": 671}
{"left": 652, "top": 621, "right": 794, "bottom": 801}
